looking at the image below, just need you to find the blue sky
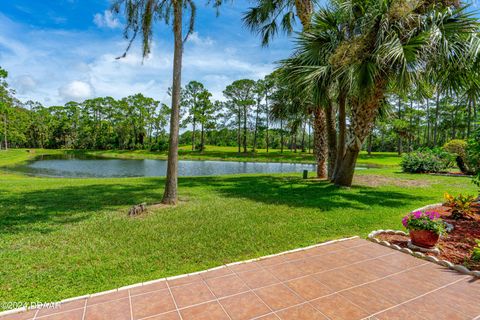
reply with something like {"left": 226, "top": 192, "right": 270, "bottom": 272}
{"left": 0, "top": 0, "right": 294, "bottom": 106}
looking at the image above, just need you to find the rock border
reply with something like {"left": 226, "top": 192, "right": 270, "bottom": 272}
{"left": 0, "top": 236, "right": 359, "bottom": 317}
{"left": 367, "top": 203, "right": 480, "bottom": 279}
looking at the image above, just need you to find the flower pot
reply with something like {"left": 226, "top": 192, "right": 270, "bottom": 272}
{"left": 409, "top": 230, "right": 439, "bottom": 248}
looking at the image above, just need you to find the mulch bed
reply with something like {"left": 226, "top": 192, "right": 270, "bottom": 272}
{"left": 377, "top": 204, "right": 480, "bottom": 271}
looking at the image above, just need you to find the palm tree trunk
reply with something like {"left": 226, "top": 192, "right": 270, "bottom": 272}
{"left": 467, "top": 99, "right": 472, "bottom": 139}
{"left": 301, "top": 117, "right": 306, "bottom": 152}
{"left": 334, "top": 84, "right": 385, "bottom": 187}
{"left": 265, "top": 93, "right": 269, "bottom": 153}
{"left": 433, "top": 91, "right": 440, "bottom": 146}
{"left": 426, "top": 98, "right": 431, "bottom": 146}
{"left": 280, "top": 118, "right": 284, "bottom": 153}
{"left": 162, "top": 1, "right": 183, "bottom": 205}
{"left": 333, "top": 93, "right": 346, "bottom": 180}
{"left": 326, "top": 103, "right": 337, "bottom": 180}
{"left": 253, "top": 103, "right": 260, "bottom": 152}
{"left": 313, "top": 108, "right": 327, "bottom": 179}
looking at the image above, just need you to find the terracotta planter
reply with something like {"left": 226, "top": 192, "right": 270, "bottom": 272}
{"left": 409, "top": 230, "right": 439, "bottom": 248}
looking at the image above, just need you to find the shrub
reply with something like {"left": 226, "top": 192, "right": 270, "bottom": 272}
{"left": 401, "top": 149, "right": 450, "bottom": 173}
{"left": 472, "top": 240, "right": 480, "bottom": 262}
{"left": 443, "top": 192, "right": 475, "bottom": 219}
{"left": 150, "top": 140, "right": 169, "bottom": 152}
{"left": 402, "top": 210, "right": 445, "bottom": 235}
{"left": 443, "top": 139, "right": 471, "bottom": 174}
{"left": 466, "top": 127, "right": 480, "bottom": 176}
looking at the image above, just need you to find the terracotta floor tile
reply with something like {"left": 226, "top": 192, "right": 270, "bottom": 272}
{"left": 311, "top": 293, "right": 369, "bottom": 320}
{"left": 236, "top": 268, "right": 279, "bottom": 289}
{"left": 337, "top": 238, "right": 370, "bottom": 248}
{"left": 434, "top": 285, "right": 480, "bottom": 317}
{"left": 254, "top": 283, "right": 303, "bottom": 311}
{"left": 170, "top": 281, "right": 215, "bottom": 308}
{"left": 0, "top": 310, "right": 37, "bottom": 320}
{"left": 219, "top": 292, "right": 270, "bottom": 320}
{"left": 364, "top": 278, "right": 418, "bottom": 304}
{"left": 129, "top": 280, "right": 167, "bottom": 296}
{"left": 201, "top": 267, "right": 233, "bottom": 280}
{"left": 334, "top": 264, "right": 379, "bottom": 286}
{"left": 285, "top": 276, "right": 334, "bottom": 301}
{"left": 412, "top": 264, "right": 466, "bottom": 287}
{"left": 377, "top": 252, "right": 426, "bottom": 269}
{"left": 255, "top": 314, "right": 279, "bottom": 320}
{"left": 167, "top": 274, "right": 203, "bottom": 288}
{"left": 205, "top": 274, "right": 249, "bottom": 298}
{"left": 355, "top": 259, "right": 403, "bottom": 278}
{"left": 180, "top": 301, "right": 229, "bottom": 320}
{"left": 286, "top": 257, "right": 327, "bottom": 275}
{"left": 405, "top": 296, "right": 471, "bottom": 320}
{"left": 375, "top": 305, "right": 426, "bottom": 320}
{"left": 37, "top": 308, "right": 84, "bottom": 320}
{"left": 334, "top": 250, "right": 371, "bottom": 265}
{"left": 282, "top": 250, "right": 310, "bottom": 261}
{"left": 84, "top": 298, "right": 130, "bottom": 320}
{"left": 313, "top": 269, "right": 358, "bottom": 291}
{"left": 145, "top": 311, "right": 181, "bottom": 320}
{"left": 265, "top": 262, "right": 306, "bottom": 281}
{"left": 340, "top": 285, "right": 396, "bottom": 314}
{"left": 36, "top": 299, "right": 86, "bottom": 317}
{"left": 386, "top": 272, "right": 437, "bottom": 294}
{"left": 228, "top": 262, "right": 260, "bottom": 273}
{"left": 276, "top": 303, "right": 328, "bottom": 320}
{"left": 131, "top": 288, "right": 176, "bottom": 320}
{"left": 256, "top": 255, "right": 288, "bottom": 267}
{"left": 354, "top": 244, "right": 393, "bottom": 258}
{"left": 305, "top": 243, "right": 346, "bottom": 256}
{"left": 87, "top": 290, "right": 129, "bottom": 306}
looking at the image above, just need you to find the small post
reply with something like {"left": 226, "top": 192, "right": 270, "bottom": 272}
{"left": 303, "top": 170, "right": 308, "bottom": 179}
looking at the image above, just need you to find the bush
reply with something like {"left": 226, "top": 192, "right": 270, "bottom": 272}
{"left": 444, "top": 139, "right": 471, "bottom": 174}
{"left": 401, "top": 149, "right": 450, "bottom": 173}
{"left": 150, "top": 140, "right": 169, "bottom": 152}
{"left": 466, "top": 128, "right": 480, "bottom": 175}
{"left": 472, "top": 240, "right": 480, "bottom": 262}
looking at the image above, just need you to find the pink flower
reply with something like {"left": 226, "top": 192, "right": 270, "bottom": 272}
{"left": 402, "top": 216, "right": 409, "bottom": 227}
{"left": 413, "top": 211, "right": 422, "bottom": 219}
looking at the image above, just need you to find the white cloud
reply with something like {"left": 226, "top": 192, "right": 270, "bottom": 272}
{"left": 93, "top": 10, "right": 120, "bottom": 29}
{"left": 59, "top": 81, "right": 95, "bottom": 102}
{"left": 13, "top": 75, "right": 36, "bottom": 94}
{"left": 188, "top": 32, "right": 215, "bottom": 46}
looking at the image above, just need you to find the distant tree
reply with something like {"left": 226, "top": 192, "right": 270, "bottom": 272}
{"left": 223, "top": 79, "right": 256, "bottom": 153}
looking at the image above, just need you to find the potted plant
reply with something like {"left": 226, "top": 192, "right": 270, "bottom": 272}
{"left": 402, "top": 210, "right": 445, "bottom": 248}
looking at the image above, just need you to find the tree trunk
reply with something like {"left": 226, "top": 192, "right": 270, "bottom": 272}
{"left": 200, "top": 123, "right": 205, "bottom": 153}
{"left": 265, "top": 92, "right": 269, "bottom": 153}
{"left": 333, "top": 93, "right": 346, "bottom": 180}
{"left": 243, "top": 106, "right": 247, "bottom": 153}
{"left": 192, "top": 119, "right": 196, "bottom": 151}
{"left": 313, "top": 108, "right": 327, "bottom": 179}
{"left": 253, "top": 102, "right": 260, "bottom": 152}
{"left": 237, "top": 110, "right": 241, "bottom": 153}
{"left": 280, "top": 119, "right": 284, "bottom": 153}
{"left": 433, "top": 91, "right": 440, "bottom": 146}
{"left": 367, "top": 134, "right": 372, "bottom": 155}
{"left": 426, "top": 98, "right": 431, "bottom": 146}
{"left": 3, "top": 113, "right": 7, "bottom": 151}
{"left": 325, "top": 103, "right": 337, "bottom": 180}
{"left": 162, "top": 1, "right": 183, "bottom": 205}
{"left": 334, "top": 84, "right": 385, "bottom": 187}
{"left": 397, "top": 95, "right": 402, "bottom": 155}
{"left": 467, "top": 99, "right": 472, "bottom": 139}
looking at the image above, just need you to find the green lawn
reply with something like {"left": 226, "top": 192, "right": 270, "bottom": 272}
{"left": 0, "top": 148, "right": 476, "bottom": 308}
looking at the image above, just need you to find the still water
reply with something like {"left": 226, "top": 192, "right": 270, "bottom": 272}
{"left": 16, "top": 154, "right": 318, "bottom": 178}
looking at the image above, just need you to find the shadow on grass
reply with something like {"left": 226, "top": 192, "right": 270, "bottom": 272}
{"left": 0, "top": 179, "right": 164, "bottom": 235}
{"left": 179, "top": 175, "right": 425, "bottom": 211}
{"left": 1, "top": 175, "right": 426, "bottom": 235}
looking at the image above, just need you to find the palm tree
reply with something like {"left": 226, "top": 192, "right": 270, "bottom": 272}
{"left": 112, "top": 0, "right": 224, "bottom": 204}
{"left": 282, "top": 0, "right": 478, "bottom": 186}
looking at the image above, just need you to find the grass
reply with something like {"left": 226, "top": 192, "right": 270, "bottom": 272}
{"left": 0, "top": 148, "right": 476, "bottom": 308}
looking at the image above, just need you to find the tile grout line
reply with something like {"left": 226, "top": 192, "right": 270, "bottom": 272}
{"left": 358, "top": 275, "right": 471, "bottom": 320}
{"left": 227, "top": 266, "right": 281, "bottom": 320}
{"left": 128, "top": 289, "right": 133, "bottom": 320}
{"left": 252, "top": 254, "right": 333, "bottom": 320}
{"left": 165, "top": 281, "right": 183, "bottom": 320}
{"left": 200, "top": 278, "right": 233, "bottom": 320}
{"left": 81, "top": 299, "right": 87, "bottom": 320}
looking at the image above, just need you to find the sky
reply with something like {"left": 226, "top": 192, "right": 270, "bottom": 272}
{"left": 0, "top": 0, "right": 295, "bottom": 106}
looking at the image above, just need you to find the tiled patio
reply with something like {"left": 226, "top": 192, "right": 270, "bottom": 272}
{"left": 2, "top": 238, "right": 479, "bottom": 320}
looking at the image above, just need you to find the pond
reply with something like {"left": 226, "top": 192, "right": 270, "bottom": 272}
{"left": 14, "top": 154, "right": 319, "bottom": 178}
